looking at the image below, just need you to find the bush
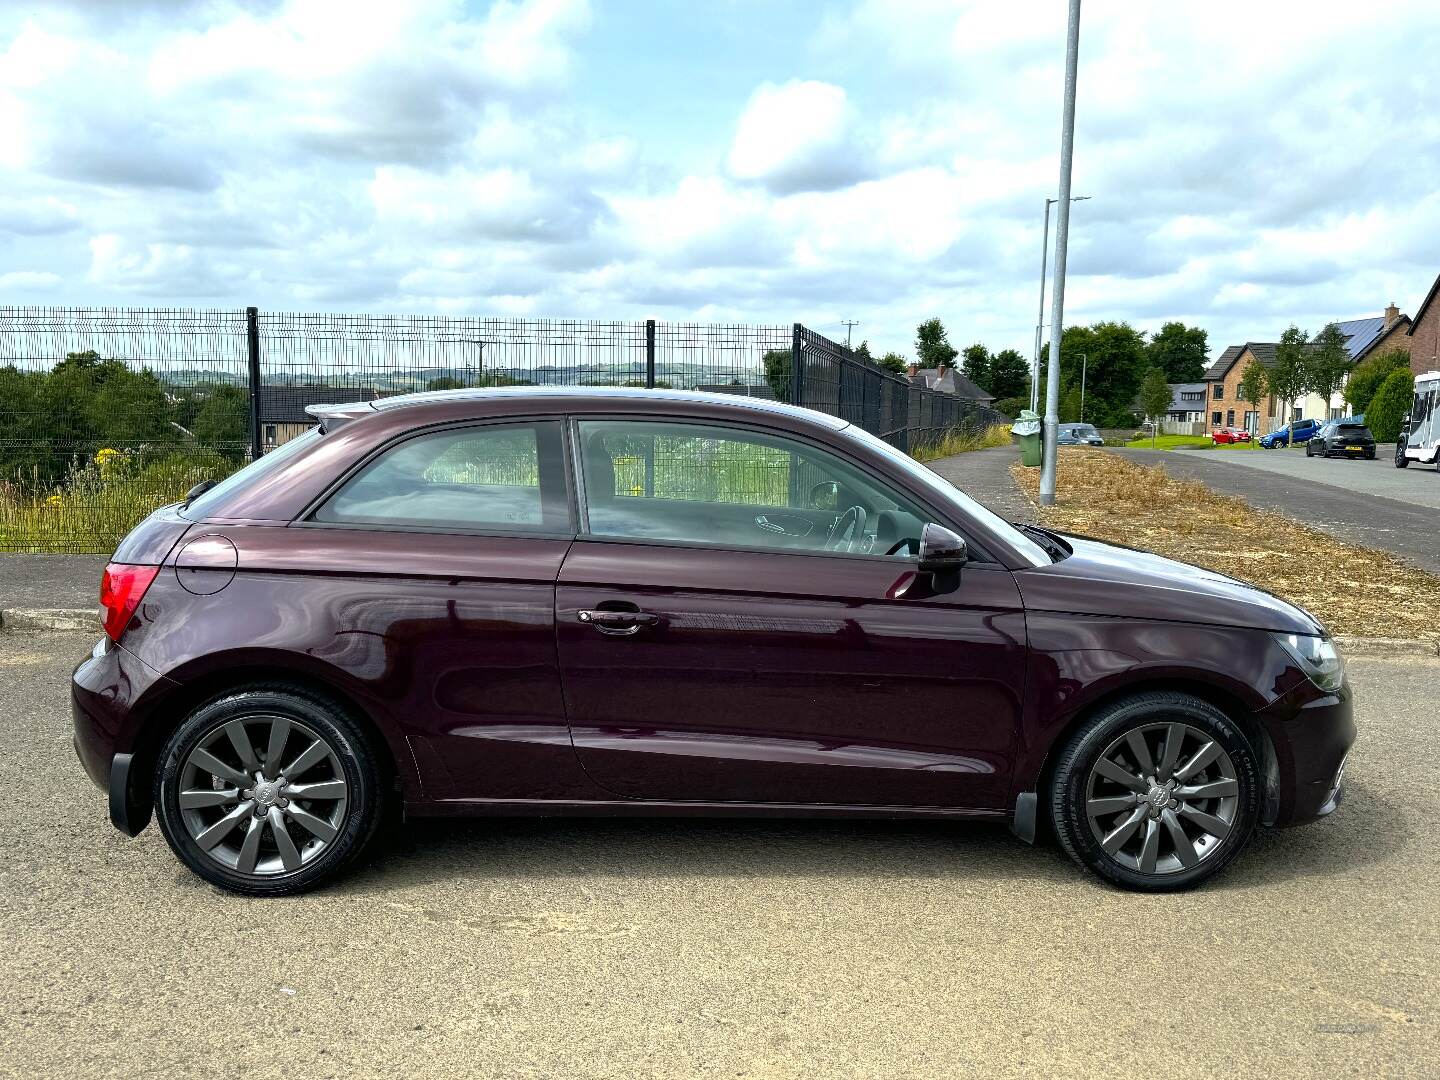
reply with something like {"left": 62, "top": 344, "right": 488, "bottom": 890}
{"left": 1366, "top": 369, "right": 1415, "bottom": 443}
{"left": 762, "top": 350, "right": 792, "bottom": 402}
{"left": 993, "top": 396, "right": 1028, "bottom": 418}
{"left": 1343, "top": 348, "right": 1410, "bottom": 415}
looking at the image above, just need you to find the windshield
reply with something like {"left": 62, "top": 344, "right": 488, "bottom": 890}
{"left": 182, "top": 427, "right": 323, "bottom": 519}
{"left": 841, "top": 425, "right": 1050, "bottom": 567}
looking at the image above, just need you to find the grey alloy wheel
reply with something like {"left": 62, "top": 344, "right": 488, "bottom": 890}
{"left": 177, "top": 714, "right": 349, "bottom": 876}
{"left": 1084, "top": 721, "right": 1240, "bottom": 876}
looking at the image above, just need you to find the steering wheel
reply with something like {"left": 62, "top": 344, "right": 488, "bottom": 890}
{"left": 825, "top": 504, "right": 868, "bottom": 554}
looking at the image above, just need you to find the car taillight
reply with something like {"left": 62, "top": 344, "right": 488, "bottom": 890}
{"left": 100, "top": 563, "right": 160, "bottom": 642}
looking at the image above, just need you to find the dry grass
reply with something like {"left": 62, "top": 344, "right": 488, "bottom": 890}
{"left": 912, "top": 423, "right": 1013, "bottom": 463}
{"left": 1012, "top": 448, "right": 1440, "bottom": 642}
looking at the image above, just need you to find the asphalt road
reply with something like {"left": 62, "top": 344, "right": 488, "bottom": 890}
{"left": 2, "top": 633, "right": 1436, "bottom": 1079}
{"left": 1118, "top": 448, "right": 1440, "bottom": 575}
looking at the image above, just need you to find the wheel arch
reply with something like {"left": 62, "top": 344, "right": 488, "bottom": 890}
{"left": 1016, "top": 675, "right": 1277, "bottom": 842}
{"left": 123, "top": 655, "right": 416, "bottom": 835}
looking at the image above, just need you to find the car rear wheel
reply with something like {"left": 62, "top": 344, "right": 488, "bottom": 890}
{"left": 154, "top": 686, "right": 383, "bottom": 896}
{"left": 1049, "top": 692, "right": 1260, "bottom": 891}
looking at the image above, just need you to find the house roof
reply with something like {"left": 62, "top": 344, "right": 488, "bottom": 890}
{"left": 1408, "top": 271, "right": 1440, "bottom": 334}
{"left": 1166, "top": 382, "right": 1207, "bottom": 412}
{"left": 259, "top": 385, "right": 378, "bottom": 424}
{"left": 909, "top": 367, "right": 995, "bottom": 402}
{"left": 1204, "top": 343, "right": 1275, "bottom": 381}
{"left": 1331, "top": 316, "right": 1387, "bottom": 359}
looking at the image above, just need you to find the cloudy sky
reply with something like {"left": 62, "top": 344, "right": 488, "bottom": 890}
{"left": 2, "top": 0, "right": 1439, "bottom": 360}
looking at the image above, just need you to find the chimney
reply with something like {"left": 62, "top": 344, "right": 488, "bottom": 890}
{"left": 1384, "top": 302, "right": 1400, "bottom": 329}
{"left": 906, "top": 363, "right": 919, "bottom": 377}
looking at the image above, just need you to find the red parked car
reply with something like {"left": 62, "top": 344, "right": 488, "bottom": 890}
{"left": 73, "top": 389, "right": 1353, "bottom": 895}
{"left": 1210, "top": 427, "right": 1252, "bottom": 444}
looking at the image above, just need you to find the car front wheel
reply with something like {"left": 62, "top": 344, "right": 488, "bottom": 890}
{"left": 1049, "top": 692, "right": 1260, "bottom": 891}
{"left": 154, "top": 686, "right": 384, "bottom": 896}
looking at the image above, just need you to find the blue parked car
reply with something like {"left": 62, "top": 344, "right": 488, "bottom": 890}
{"left": 1259, "top": 418, "right": 1322, "bottom": 448}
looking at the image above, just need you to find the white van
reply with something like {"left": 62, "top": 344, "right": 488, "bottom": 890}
{"left": 1396, "top": 370, "right": 1440, "bottom": 469}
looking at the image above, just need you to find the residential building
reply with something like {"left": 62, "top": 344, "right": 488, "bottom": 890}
{"left": 1166, "top": 382, "right": 1208, "bottom": 423}
{"left": 905, "top": 366, "right": 995, "bottom": 403}
{"left": 1203, "top": 343, "right": 1276, "bottom": 432}
{"left": 1401, "top": 273, "right": 1440, "bottom": 379}
{"left": 258, "top": 385, "right": 378, "bottom": 449}
{"left": 1298, "top": 305, "right": 1410, "bottom": 420}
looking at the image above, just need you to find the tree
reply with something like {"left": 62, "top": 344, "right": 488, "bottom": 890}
{"left": 1147, "top": 321, "right": 1209, "bottom": 382}
{"left": 992, "top": 396, "right": 1027, "bottom": 418}
{"left": 762, "top": 349, "right": 792, "bottom": 402}
{"left": 1366, "top": 369, "right": 1415, "bottom": 443}
{"left": 986, "top": 348, "right": 1029, "bottom": 400}
{"left": 190, "top": 385, "right": 249, "bottom": 451}
{"left": 914, "top": 318, "right": 958, "bottom": 369}
{"left": 1138, "top": 367, "right": 1173, "bottom": 448}
{"left": 426, "top": 376, "right": 465, "bottom": 391}
{"left": 877, "top": 351, "right": 908, "bottom": 376}
{"left": 961, "top": 343, "right": 990, "bottom": 388}
{"left": 1267, "top": 325, "right": 1310, "bottom": 433}
{"left": 1303, "top": 323, "right": 1354, "bottom": 420}
{"left": 1237, "top": 360, "right": 1268, "bottom": 434}
{"left": 853, "top": 340, "right": 873, "bottom": 362}
{"left": 1343, "top": 348, "right": 1411, "bottom": 415}
{"left": 1051, "top": 321, "right": 1149, "bottom": 427}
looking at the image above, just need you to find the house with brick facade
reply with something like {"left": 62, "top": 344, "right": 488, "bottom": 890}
{"left": 1203, "top": 342, "right": 1277, "bottom": 433}
{"left": 1401, "top": 273, "right": 1440, "bottom": 378}
{"left": 1297, "top": 305, "right": 1411, "bottom": 420}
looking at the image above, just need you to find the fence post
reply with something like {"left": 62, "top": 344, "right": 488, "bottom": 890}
{"left": 645, "top": 319, "right": 656, "bottom": 388}
{"left": 790, "top": 323, "right": 803, "bottom": 406}
{"left": 245, "top": 306, "right": 262, "bottom": 460}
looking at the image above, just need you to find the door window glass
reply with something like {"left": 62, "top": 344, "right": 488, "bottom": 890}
{"left": 314, "top": 422, "right": 568, "bottom": 532}
{"left": 577, "top": 419, "right": 928, "bottom": 556}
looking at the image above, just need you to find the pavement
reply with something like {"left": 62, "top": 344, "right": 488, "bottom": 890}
{"left": 0, "top": 553, "right": 106, "bottom": 614}
{"left": 1, "top": 633, "right": 1436, "bottom": 1079}
{"left": 1116, "top": 448, "right": 1440, "bottom": 575}
{"left": 925, "top": 444, "right": 1036, "bottom": 524}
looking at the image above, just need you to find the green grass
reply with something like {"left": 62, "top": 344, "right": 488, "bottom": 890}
{"left": 1122, "top": 434, "right": 1262, "bottom": 451}
{"left": 910, "top": 424, "right": 1013, "bottom": 462}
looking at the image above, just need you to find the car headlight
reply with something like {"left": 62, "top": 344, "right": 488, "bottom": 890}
{"left": 1271, "top": 632, "right": 1345, "bottom": 692}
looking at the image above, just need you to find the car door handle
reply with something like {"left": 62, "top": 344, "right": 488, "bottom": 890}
{"left": 577, "top": 609, "right": 660, "bottom": 636}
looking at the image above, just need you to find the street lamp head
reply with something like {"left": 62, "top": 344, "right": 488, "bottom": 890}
{"left": 1047, "top": 194, "right": 1092, "bottom": 205}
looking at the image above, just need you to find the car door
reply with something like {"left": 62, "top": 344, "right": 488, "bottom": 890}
{"left": 555, "top": 416, "right": 1028, "bottom": 810}
{"left": 286, "top": 418, "right": 594, "bottom": 802}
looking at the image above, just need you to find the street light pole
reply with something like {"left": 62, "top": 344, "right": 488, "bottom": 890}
{"left": 1078, "top": 353, "right": 1087, "bottom": 422}
{"left": 1031, "top": 195, "right": 1091, "bottom": 414}
{"left": 1039, "top": 0, "right": 1082, "bottom": 507}
{"left": 1030, "top": 199, "right": 1052, "bottom": 414}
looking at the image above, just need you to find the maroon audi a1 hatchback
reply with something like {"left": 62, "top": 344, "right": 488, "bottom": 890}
{"left": 73, "top": 388, "right": 1353, "bottom": 895}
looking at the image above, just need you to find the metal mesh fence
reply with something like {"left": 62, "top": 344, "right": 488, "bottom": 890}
{"left": 0, "top": 306, "right": 1004, "bottom": 552}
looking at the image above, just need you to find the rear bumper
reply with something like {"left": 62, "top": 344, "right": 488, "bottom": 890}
{"left": 71, "top": 637, "right": 178, "bottom": 835}
{"left": 1259, "top": 681, "right": 1355, "bottom": 828}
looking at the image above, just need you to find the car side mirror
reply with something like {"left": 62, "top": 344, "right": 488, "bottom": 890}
{"left": 918, "top": 522, "right": 967, "bottom": 572}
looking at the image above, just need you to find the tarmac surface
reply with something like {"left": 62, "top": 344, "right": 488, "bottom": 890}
{"left": 2, "top": 633, "right": 1436, "bottom": 1079}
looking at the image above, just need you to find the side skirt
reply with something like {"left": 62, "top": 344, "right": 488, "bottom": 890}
{"left": 406, "top": 797, "right": 1010, "bottom": 822}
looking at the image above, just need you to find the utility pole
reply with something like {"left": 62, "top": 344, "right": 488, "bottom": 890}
{"left": 1039, "top": 0, "right": 1082, "bottom": 507}
{"left": 1031, "top": 195, "right": 1090, "bottom": 413}
{"left": 1078, "top": 353, "right": 1088, "bottom": 422}
{"left": 841, "top": 320, "right": 860, "bottom": 350}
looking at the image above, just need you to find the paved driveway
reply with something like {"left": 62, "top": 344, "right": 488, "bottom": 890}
{"left": 1174, "top": 445, "right": 1440, "bottom": 510}
{"left": 3, "top": 634, "right": 1437, "bottom": 1079}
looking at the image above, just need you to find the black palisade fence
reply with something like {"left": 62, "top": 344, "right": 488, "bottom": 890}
{"left": 0, "top": 305, "right": 1006, "bottom": 552}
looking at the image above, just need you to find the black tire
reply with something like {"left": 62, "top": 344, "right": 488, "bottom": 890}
{"left": 1395, "top": 445, "right": 1409, "bottom": 468}
{"left": 154, "top": 686, "right": 384, "bottom": 896}
{"left": 1048, "top": 691, "right": 1260, "bottom": 892}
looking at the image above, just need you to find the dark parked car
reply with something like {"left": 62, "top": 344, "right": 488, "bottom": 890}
{"left": 1307, "top": 421, "right": 1376, "bottom": 459}
{"left": 1057, "top": 423, "right": 1104, "bottom": 446}
{"left": 1258, "top": 418, "right": 1321, "bottom": 448}
{"left": 73, "top": 388, "right": 1353, "bottom": 896}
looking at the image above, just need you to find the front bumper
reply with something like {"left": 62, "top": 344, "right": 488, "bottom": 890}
{"left": 1259, "top": 680, "right": 1355, "bottom": 827}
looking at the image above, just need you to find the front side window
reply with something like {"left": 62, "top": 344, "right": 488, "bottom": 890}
{"left": 577, "top": 419, "right": 929, "bottom": 557}
{"left": 314, "top": 421, "right": 568, "bottom": 533}
{"left": 1213, "top": 385, "right": 1224, "bottom": 399}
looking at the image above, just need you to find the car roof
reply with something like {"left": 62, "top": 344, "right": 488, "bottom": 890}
{"left": 304, "top": 385, "right": 850, "bottom": 430}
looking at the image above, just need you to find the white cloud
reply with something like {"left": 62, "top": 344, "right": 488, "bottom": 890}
{"left": 728, "top": 80, "right": 867, "bottom": 194}
{"left": 0, "top": 270, "right": 62, "bottom": 290}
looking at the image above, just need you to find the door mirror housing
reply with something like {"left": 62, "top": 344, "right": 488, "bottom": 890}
{"left": 918, "top": 522, "right": 968, "bottom": 572}
{"left": 808, "top": 480, "right": 840, "bottom": 511}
